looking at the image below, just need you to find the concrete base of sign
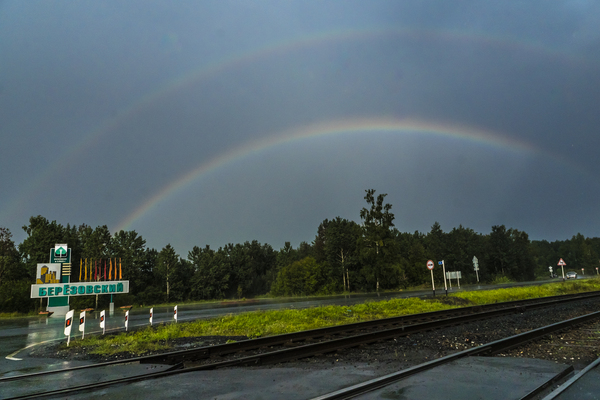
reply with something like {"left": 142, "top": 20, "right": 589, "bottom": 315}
{"left": 47, "top": 305, "right": 70, "bottom": 317}
{"left": 109, "top": 302, "right": 114, "bottom": 316}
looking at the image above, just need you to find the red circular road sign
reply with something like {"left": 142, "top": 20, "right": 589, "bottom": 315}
{"left": 427, "top": 260, "right": 434, "bottom": 270}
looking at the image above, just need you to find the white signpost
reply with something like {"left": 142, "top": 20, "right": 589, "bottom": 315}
{"left": 473, "top": 256, "right": 479, "bottom": 283}
{"left": 174, "top": 305, "right": 178, "bottom": 323}
{"left": 558, "top": 258, "right": 566, "bottom": 281}
{"left": 427, "top": 260, "right": 435, "bottom": 296}
{"left": 549, "top": 266, "right": 553, "bottom": 278}
{"left": 446, "top": 271, "right": 462, "bottom": 289}
{"left": 64, "top": 310, "right": 74, "bottom": 346}
{"left": 150, "top": 308, "right": 153, "bottom": 326}
{"left": 125, "top": 310, "right": 129, "bottom": 331}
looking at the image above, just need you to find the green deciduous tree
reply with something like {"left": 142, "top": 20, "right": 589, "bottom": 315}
{"left": 358, "top": 189, "right": 398, "bottom": 291}
{"left": 0, "top": 227, "right": 22, "bottom": 283}
{"left": 109, "top": 230, "right": 147, "bottom": 295}
{"left": 270, "top": 257, "right": 325, "bottom": 296}
{"left": 189, "top": 245, "right": 231, "bottom": 300}
{"left": 19, "top": 216, "right": 68, "bottom": 279}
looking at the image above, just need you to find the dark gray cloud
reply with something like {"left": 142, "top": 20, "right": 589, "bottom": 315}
{"left": 1, "top": 0, "right": 599, "bottom": 253}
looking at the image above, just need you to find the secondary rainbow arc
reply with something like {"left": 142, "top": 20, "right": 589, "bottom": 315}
{"left": 1, "top": 26, "right": 584, "bottom": 223}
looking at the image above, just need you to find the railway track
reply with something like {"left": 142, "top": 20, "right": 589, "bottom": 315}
{"left": 540, "top": 356, "right": 600, "bottom": 399}
{"left": 2, "top": 291, "right": 600, "bottom": 399}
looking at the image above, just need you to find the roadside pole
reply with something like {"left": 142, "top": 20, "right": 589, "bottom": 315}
{"left": 439, "top": 260, "right": 448, "bottom": 295}
{"left": 473, "top": 256, "right": 479, "bottom": 283}
{"left": 558, "top": 258, "right": 566, "bottom": 281}
{"left": 427, "top": 260, "right": 435, "bottom": 297}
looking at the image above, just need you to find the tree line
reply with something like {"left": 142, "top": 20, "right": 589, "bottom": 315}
{"left": 1, "top": 189, "right": 599, "bottom": 312}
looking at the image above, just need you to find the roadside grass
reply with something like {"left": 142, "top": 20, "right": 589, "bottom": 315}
{"left": 63, "top": 277, "right": 600, "bottom": 356}
{"left": 0, "top": 311, "right": 42, "bottom": 318}
{"left": 451, "top": 277, "right": 600, "bottom": 304}
{"left": 63, "top": 297, "right": 456, "bottom": 356}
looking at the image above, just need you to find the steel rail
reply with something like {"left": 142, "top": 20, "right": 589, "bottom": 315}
{"left": 5, "top": 304, "right": 600, "bottom": 399}
{"left": 1, "top": 290, "right": 599, "bottom": 385}
{"left": 309, "top": 310, "right": 600, "bottom": 400}
{"left": 518, "top": 366, "right": 574, "bottom": 400}
{"left": 540, "top": 356, "right": 600, "bottom": 399}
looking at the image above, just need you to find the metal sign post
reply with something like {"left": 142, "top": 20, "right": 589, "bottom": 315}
{"left": 439, "top": 260, "right": 448, "bottom": 295}
{"left": 427, "top": 260, "right": 435, "bottom": 297}
{"left": 558, "top": 258, "right": 566, "bottom": 281}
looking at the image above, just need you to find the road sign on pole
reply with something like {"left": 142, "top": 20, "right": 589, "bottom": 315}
{"left": 439, "top": 260, "right": 448, "bottom": 295}
{"left": 427, "top": 260, "right": 435, "bottom": 297}
{"left": 558, "top": 258, "right": 566, "bottom": 281}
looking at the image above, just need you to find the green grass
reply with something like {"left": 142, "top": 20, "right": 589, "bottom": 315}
{"left": 64, "top": 277, "right": 600, "bottom": 356}
{"left": 64, "top": 297, "right": 455, "bottom": 356}
{"left": 451, "top": 277, "right": 600, "bottom": 304}
{"left": 0, "top": 311, "right": 42, "bottom": 318}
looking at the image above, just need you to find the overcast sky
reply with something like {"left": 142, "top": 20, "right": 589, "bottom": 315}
{"left": 1, "top": 0, "right": 599, "bottom": 255}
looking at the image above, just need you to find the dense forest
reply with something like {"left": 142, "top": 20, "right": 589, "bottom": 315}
{"left": 1, "top": 190, "right": 599, "bottom": 313}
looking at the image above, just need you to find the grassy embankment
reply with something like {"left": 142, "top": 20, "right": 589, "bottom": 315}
{"left": 65, "top": 278, "right": 600, "bottom": 356}
{"left": 0, "top": 311, "right": 44, "bottom": 318}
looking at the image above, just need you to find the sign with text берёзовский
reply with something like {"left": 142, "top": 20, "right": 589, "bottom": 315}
{"left": 30, "top": 281, "right": 129, "bottom": 298}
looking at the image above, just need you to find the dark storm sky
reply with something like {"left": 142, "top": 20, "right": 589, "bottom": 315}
{"left": 1, "top": 0, "right": 599, "bottom": 254}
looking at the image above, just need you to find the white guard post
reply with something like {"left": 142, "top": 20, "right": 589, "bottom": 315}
{"left": 64, "top": 310, "right": 74, "bottom": 346}
{"left": 150, "top": 307, "right": 153, "bottom": 326}
{"left": 79, "top": 311, "right": 86, "bottom": 339}
{"left": 174, "top": 305, "right": 178, "bottom": 323}
{"left": 125, "top": 310, "right": 129, "bottom": 331}
{"left": 100, "top": 310, "right": 105, "bottom": 335}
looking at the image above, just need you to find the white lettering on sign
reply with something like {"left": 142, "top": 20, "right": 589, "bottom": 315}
{"left": 30, "top": 281, "right": 130, "bottom": 298}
